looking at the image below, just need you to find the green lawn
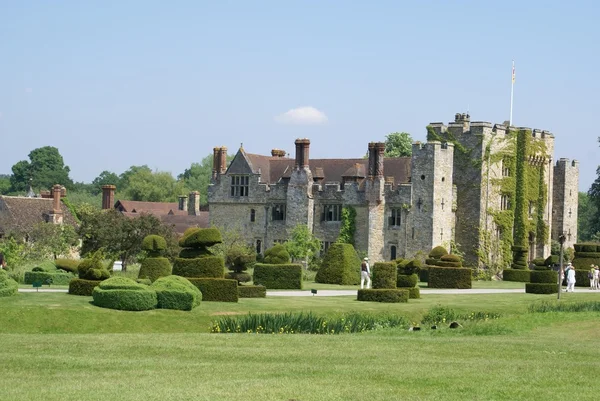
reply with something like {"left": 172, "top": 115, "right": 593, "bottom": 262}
{"left": 1, "top": 290, "right": 600, "bottom": 400}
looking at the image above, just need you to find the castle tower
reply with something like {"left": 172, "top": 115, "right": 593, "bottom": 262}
{"left": 553, "top": 158, "right": 579, "bottom": 249}
{"left": 408, "top": 141, "right": 454, "bottom": 256}
{"left": 286, "top": 139, "right": 314, "bottom": 230}
{"left": 364, "top": 142, "right": 386, "bottom": 261}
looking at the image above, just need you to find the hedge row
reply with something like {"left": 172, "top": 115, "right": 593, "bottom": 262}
{"left": 172, "top": 256, "right": 224, "bottom": 278}
{"left": 315, "top": 243, "right": 360, "bottom": 285}
{"left": 407, "top": 287, "right": 420, "bottom": 299}
{"left": 187, "top": 278, "right": 239, "bottom": 302}
{"left": 530, "top": 270, "right": 557, "bottom": 284}
{"left": 419, "top": 267, "right": 429, "bottom": 283}
{"left": 357, "top": 289, "right": 409, "bottom": 303}
{"left": 572, "top": 252, "right": 600, "bottom": 259}
{"left": 253, "top": 264, "right": 302, "bottom": 289}
{"left": 54, "top": 259, "right": 80, "bottom": 273}
{"left": 525, "top": 283, "right": 557, "bottom": 294}
{"left": 428, "top": 267, "right": 472, "bottom": 289}
{"left": 502, "top": 269, "right": 531, "bottom": 282}
{"left": 372, "top": 262, "right": 397, "bottom": 289}
{"left": 151, "top": 276, "right": 202, "bottom": 311}
{"left": 574, "top": 243, "right": 600, "bottom": 253}
{"left": 138, "top": 257, "right": 172, "bottom": 282}
{"left": 397, "top": 274, "right": 418, "bottom": 288}
{"left": 432, "top": 260, "right": 462, "bottom": 268}
{"left": 238, "top": 285, "right": 267, "bottom": 298}
{"left": 574, "top": 270, "right": 591, "bottom": 288}
{"left": 68, "top": 278, "right": 102, "bottom": 296}
{"left": 0, "top": 270, "right": 18, "bottom": 297}
{"left": 24, "top": 271, "right": 74, "bottom": 286}
{"left": 93, "top": 278, "right": 157, "bottom": 311}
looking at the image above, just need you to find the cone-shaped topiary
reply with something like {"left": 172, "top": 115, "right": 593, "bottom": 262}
{"left": 315, "top": 243, "right": 360, "bottom": 285}
{"left": 0, "top": 269, "right": 18, "bottom": 297}
{"left": 263, "top": 244, "right": 291, "bottom": 265}
{"left": 150, "top": 275, "right": 202, "bottom": 310}
{"left": 142, "top": 235, "right": 167, "bottom": 257}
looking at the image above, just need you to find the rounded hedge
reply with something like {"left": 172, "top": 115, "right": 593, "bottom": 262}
{"left": 263, "top": 244, "right": 291, "bottom": 265}
{"left": 78, "top": 258, "right": 110, "bottom": 281}
{"left": 428, "top": 267, "right": 472, "bottom": 289}
{"left": 429, "top": 246, "right": 448, "bottom": 259}
{"left": 172, "top": 256, "right": 224, "bottom": 278}
{"left": 408, "top": 287, "right": 420, "bottom": 299}
{"left": 93, "top": 277, "right": 157, "bottom": 311}
{"left": 142, "top": 235, "right": 167, "bottom": 255}
{"left": 396, "top": 273, "right": 418, "bottom": 288}
{"left": 502, "top": 269, "right": 530, "bottom": 282}
{"left": 372, "top": 262, "right": 397, "bottom": 289}
{"left": 530, "top": 270, "right": 557, "bottom": 284}
{"left": 150, "top": 275, "right": 202, "bottom": 311}
{"left": 69, "top": 278, "right": 102, "bottom": 296}
{"left": 0, "top": 270, "right": 18, "bottom": 297}
{"left": 179, "top": 227, "right": 223, "bottom": 249}
{"left": 314, "top": 243, "right": 360, "bottom": 285}
{"left": 525, "top": 283, "right": 557, "bottom": 294}
{"left": 138, "top": 257, "right": 172, "bottom": 282}
{"left": 441, "top": 254, "right": 461, "bottom": 263}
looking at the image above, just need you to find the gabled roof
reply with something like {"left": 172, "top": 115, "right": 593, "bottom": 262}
{"left": 0, "top": 196, "right": 78, "bottom": 235}
{"left": 115, "top": 200, "right": 180, "bottom": 214}
{"left": 120, "top": 211, "right": 209, "bottom": 235}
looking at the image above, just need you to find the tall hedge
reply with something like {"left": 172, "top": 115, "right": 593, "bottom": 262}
{"left": 503, "top": 269, "right": 531, "bottom": 282}
{"left": 372, "top": 262, "right": 397, "bottom": 289}
{"left": 570, "top": 244, "right": 600, "bottom": 287}
{"left": 172, "top": 257, "right": 224, "bottom": 278}
{"left": 253, "top": 264, "right": 303, "bottom": 289}
{"left": 138, "top": 257, "right": 172, "bottom": 283}
{"left": 314, "top": 243, "right": 360, "bottom": 285}
{"left": 428, "top": 267, "right": 472, "bottom": 289}
{"left": 92, "top": 277, "right": 157, "bottom": 311}
{"left": 150, "top": 275, "right": 201, "bottom": 311}
{"left": 24, "top": 271, "right": 74, "bottom": 286}
{"left": 0, "top": 270, "right": 18, "bottom": 297}
{"left": 263, "top": 244, "right": 291, "bottom": 265}
{"left": 187, "top": 278, "right": 239, "bottom": 302}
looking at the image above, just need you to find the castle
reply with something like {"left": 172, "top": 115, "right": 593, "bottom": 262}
{"left": 207, "top": 113, "right": 578, "bottom": 266}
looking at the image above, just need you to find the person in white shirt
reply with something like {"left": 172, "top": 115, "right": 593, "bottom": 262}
{"left": 566, "top": 263, "right": 576, "bottom": 292}
{"left": 594, "top": 266, "right": 600, "bottom": 290}
{"left": 360, "top": 257, "right": 371, "bottom": 289}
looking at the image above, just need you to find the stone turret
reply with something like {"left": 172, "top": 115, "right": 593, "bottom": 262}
{"left": 553, "top": 158, "right": 579, "bottom": 249}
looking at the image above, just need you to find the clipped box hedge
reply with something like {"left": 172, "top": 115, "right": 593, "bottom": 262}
{"left": 253, "top": 263, "right": 302, "bottom": 289}
{"left": 372, "top": 262, "right": 397, "bottom": 289}
{"left": 574, "top": 269, "right": 590, "bottom": 288}
{"left": 172, "top": 256, "right": 224, "bottom": 278}
{"left": 187, "top": 278, "right": 238, "bottom": 302}
{"left": 138, "top": 257, "right": 172, "bottom": 282}
{"left": 572, "top": 252, "right": 600, "bottom": 259}
{"left": 428, "top": 267, "right": 472, "bottom": 289}
{"left": 525, "top": 283, "right": 557, "bottom": 294}
{"left": 179, "top": 227, "right": 223, "bottom": 248}
{"left": 93, "top": 277, "right": 157, "bottom": 311}
{"left": 69, "top": 278, "right": 102, "bottom": 296}
{"left": 315, "top": 243, "right": 360, "bottom": 285}
{"left": 357, "top": 289, "right": 409, "bottom": 303}
{"left": 55, "top": 259, "right": 80, "bottom": 273}
{"left": 419, "top": 267, "right": 429, "bottom": 283}
{"left": 238, "top": 285, "right": 267, "bottom": 298}
{"left": 24, "top": 271, "right": 74, "bottom": 286}
{"left": 397, "top": 273, "right": 418, "bottom": 288}
{"left": 502, "top": 269, "right": 531, "bottom": 283}
{"left": 0, "top": 270, "right": 18, "bottom": 297}
{"left": 150, "top": 275, "right": 201, "bottom": 311}
{"left": 407, "top": 287, "right": 421, "bottom": 299}
{"left": 530, "top": 270, "right": 558, "bottom": 284}
{"left": 433, "top": 260, "right": 462, "bottom": 268}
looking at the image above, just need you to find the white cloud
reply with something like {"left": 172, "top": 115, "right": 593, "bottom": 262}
{"left": 275, "top": 106, "right": 328, "bottom": 125}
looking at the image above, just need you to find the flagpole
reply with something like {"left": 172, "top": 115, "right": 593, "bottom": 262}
{"left": 509, "top": 60, "right": 515, "bottom": 126}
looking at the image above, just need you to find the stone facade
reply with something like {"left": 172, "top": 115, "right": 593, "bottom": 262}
{"left": 208, "top": 114, "right": 579, "bottom": 265}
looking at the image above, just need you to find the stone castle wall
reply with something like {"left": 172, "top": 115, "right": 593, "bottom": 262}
{"left": 553, "top": 159, "right": 579, "bottom": 249}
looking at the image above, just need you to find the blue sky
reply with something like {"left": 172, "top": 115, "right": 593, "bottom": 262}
{"left": 1, "top": 1, "right": 598, "bottom": 191}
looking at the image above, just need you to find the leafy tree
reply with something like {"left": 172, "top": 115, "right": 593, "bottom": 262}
{"left": 78, "top": 208, "right": 178, "bottom": 271}
{"left": 0, "top": 174, "right": 10, "bottom": 194}
{"left": 10, "top": 146, "right": 73, "bottom": 192}
{"left": 120, "top": 166, "right": 185, "bottom": 202}
{"left": 384, "top": 132, "right": 413, "bottom": 157}
{"left": 578, "top": 192, "right": 598, "bottom": 241}
{"left": 178, "top": 153, "right": 234, "bottom": 205}
{"left": 285, "top": 224, "right": 321, "bottom": 267}
{"left": 92, "top": 171, "right": 121, "bottom": 194}
{"left": 28, "top": 223, "right": 79, "bottom": 260}
{"left": 586, "top": 143, "right": 600, "bottom": 240}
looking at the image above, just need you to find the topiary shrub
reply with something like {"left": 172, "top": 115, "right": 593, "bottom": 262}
{"left": 544, "top": 255, "right": 559, "bottom": 266}
{"left": 581, "top": 244, "right": 597, "bottom": 253}
{"left": 429, "top": 246, "right": 448, "bottom": 260}
{"left": 178, "top": 248, "right": 213, "bottom": 259}
{"left": 573, "top": 269, "right": 590, "bottom": 288}
{"left": 407, "top": 287, "right": 420, "bottom": 299}
{"left": 400, "top": 259, "right": 422, "bottom": 276}
{"left": 441, "top": 254, "right": 462, "bottom": 263}
{"left": 357, "top": 289, "right": 408, "bottom": 303}
{"left": 238, "top": 285, "right": 267, "bottom": 298}
{"left": 138, "top": 257, "right": 172, "bottom": 283}
{"left": 142, "top": 234, "right": 167, "bottom": 256}
{"left": 372, "top": 262, "right": 397, "bottom": 289}
{"left": 263, "top": 244, "right": 291, "bottom": 265}
{"left": 172, "top": 257, "right": 224, "bottom": 278}
{"left": 419, "top": 266, "right": 429, "bottom": 283}
{"left": 434, "top": 260, "right": 462, "bottom": 268}
{"left": 530, "top": 270, "right": 557, "bottom": 284}
{"left": 253, "top": 263, "right": 302, "bottom": 289}
{"left": 397, "top": 274, "right": 418, "bottom": 288}
{"left": 395, "top": 259, "right": 409, "bottom": 269}
{"left": 0, "top": 269, "right": 18, "bottom": 297}
{"left": 93, "top": 277, "right": 157, "bottom": 311}
{"left": 24, "top": 271, "right": 74, "bottom": 286}
{"left": 572, "top": 252, "right": 600, "bottom": 259}
{"left": 150, "top": 275, "right": 201, "bottom": 311}
{"left": 314, "top": 243, "right": 360, "bottom": 285}
{"left": 78, "top": 255, "right": 110, "bottom": 281}
{"left": 531, "top": 258, "right": 546, "bottom": 267}
{"left": 502, "top": 269, "right": 531, "bottom": 282}
{"left": 55, "top": 259, "right": 80, "bottom": 273}
{"left": 187, "top": 278, "right": 239, "bottom": 302}
{"left": 226, "top": 246, "right": 256, "bottom": 285}
{"left": 178, "top": 227, "right": 223, "bottom": 249}
{"left": 428, "top": 267, "right": 472, "bottom": 289}
{"left": 525, "top": 283, "right": 557, "bottom": 294}
{"left": 68, "top": 278, "right": 102, "bottom": 296}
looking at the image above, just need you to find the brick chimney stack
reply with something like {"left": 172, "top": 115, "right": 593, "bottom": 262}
{"left": 294, "top": 138, "right": 310, "bottom": 169}
{"left": 188, "top": 191, "right": 200, "bottom": 216}
{"left": 101, "top": 185, "right": 116, "bottom": 210}
{"left": 52, "top": 185, "right": 62, "bottom": 214}
{"left": 219, "top": 147, "right": 227, "bottom": 174}
{"left": 178, "top": 195, "right": 188, "bottom": 211}
{"left": 367, "top": 142, "right": 385, "bottom": 178}
{"left": 212, "top": 147, "right": 220, "bottom": 181}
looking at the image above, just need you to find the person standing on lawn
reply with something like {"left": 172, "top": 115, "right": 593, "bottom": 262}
{"left": 360, "top": 257, "right": 371, "bottom": 289}
{"left": 566, "top": 263, "right": 576, "bottom": 292}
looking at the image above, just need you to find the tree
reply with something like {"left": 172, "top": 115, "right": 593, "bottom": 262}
{"left": 578, "top": 192, "right": 599, "bottom": 241}
{"left": 0, "top": 175, "right": 10, "bottom": 195}
{"left": 120, "top": 166, "right": 186, "bottom": 202}
{"left": 178, "top": 153, "right": 234, "bottom": 205}
{"left": 588, "top": 139, "right": 600, "bottom": 240}
{"left": 91, "top": 171, "right": 121, "bottom": 195}
{"left": 384, "top": 132, "right": 413, "bottom": 157}
{"left": 10, "top": 146, "right": 73, "bottom": 192}
{"left": 28, "top": 223, "right": 79, "bottom": 260}
{"left": 78, "top": 208, "right": 179, "bottom": 271}
{"left": 285, "top": 224, "right": 321, "bottom": 267}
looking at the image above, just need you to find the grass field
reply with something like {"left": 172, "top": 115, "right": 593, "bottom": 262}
{"left": 1, "top": 288, "right": 600, "bottom": 400}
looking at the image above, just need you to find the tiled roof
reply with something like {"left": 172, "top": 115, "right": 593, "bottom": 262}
{"left": 120, "top": 211, "right": 209, "bottom": 235}
{"left": 0, "top": 196, "right": 78, "bottom": 235}
{"left": 115, "top": 200, "right": 181, "bottom": 214}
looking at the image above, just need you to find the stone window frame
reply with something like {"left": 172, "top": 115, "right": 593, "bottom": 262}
{"left": 250, "top": 208, "right": 256, "bottom": 222}
{"left": 322, "top": 204, "right": 342, "bottom": 222}
{"left": 230, "top": 175, "right": 249, "bottom": 197}
{"left": 502, "top": 159, "right": 511, "bottom": 177}
{"left": 500, "top": 194, "right": 511, "bottom": 211}
{"left": 388, "top": 207, "right": 402, "bottom": 228}
{"left": 320, "top": 241, "right": 334, "bottom": 255}
{"left": 272, "top": 204, "right": 286, "bottom": 221}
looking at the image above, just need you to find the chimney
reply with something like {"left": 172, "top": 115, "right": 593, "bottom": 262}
{"left": 219, "top": 147, "right": 227, "bottom": 174}
{"left": 367, "top": 142, "right": 385, "bottom": 178}
{"left": 188, "top": 191, "right": 200, "bottom": 216}
{"left": 294, "top": 138, "right": 310, "bottom": 168}
{"left": 52, "top": 185, "right": 62, "bottom": 214}
{"left": 178, "top": 195, "right": 188, "bottom": 211}
{"left": 101, "top": 185, "right": 116, "bottom": 210}
{"left": 212, "top": 147, "right": 220, "bottom": 181}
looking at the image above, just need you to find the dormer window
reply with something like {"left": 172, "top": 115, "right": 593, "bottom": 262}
{"left": 230, "top": 175, "right": 249, "bottom": 197}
